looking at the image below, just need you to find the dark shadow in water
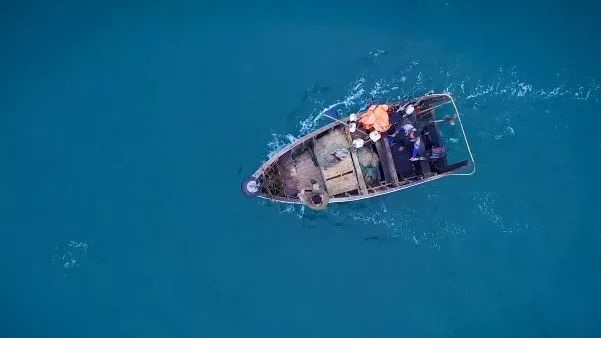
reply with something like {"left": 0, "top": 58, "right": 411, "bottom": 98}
{"left": 301, "top": 219, "right": 317, "bottom": 229}
{"left": 87, "top": 251, "right": 107, "bottom": 264}
{"left": 286, "top": 84, "right": 330, "bottom": 122}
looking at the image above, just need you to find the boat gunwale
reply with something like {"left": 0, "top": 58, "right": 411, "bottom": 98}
{"left": 256, "top": 162, "right": 469, "bottom": 204}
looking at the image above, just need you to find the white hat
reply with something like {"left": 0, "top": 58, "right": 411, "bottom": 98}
{"left": 405, "top": 104, "right": 415, "bottom": 115}
{"left": 349, "top": 113, "right": 357, "bottom": 122}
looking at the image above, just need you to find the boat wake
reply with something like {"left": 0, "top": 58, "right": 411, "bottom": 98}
{"left": 472, "top": 191, "right": 529, "bottom": 234}
{"left": 299, "top": 77, "right": 366, "bottom": 135}
{"left": 265, "top": 50, "right": 600, "bottom": 246}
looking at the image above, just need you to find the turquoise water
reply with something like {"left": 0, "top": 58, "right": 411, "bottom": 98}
{"left": 2, "top": 1, "right": 601, "bottom": 337}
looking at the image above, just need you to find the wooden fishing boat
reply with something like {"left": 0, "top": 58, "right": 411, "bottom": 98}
{"left": 242, "top": 92, "right": 475, "bottom": 209}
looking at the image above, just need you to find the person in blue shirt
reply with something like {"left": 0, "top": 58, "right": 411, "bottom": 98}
{"left": 401, "top": 123, "right": 423, "bottom": 161}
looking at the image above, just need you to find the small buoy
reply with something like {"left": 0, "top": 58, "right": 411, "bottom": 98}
{"left": 349, "top": 113, "right": 357, "bottom": 122}
{"left": 241, "top": 178, "right": 260, "bottom": 197}
{"left": 405, "top": 104, "right": 415, "bottom": 115}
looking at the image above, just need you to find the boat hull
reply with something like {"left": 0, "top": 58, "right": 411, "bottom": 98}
{"left": 244, "top": 93, "right": 475, "bottom": 207}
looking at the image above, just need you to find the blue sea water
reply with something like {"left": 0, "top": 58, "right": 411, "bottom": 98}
{"left": 1, "top": 1, "right": 601, "bottom": 337}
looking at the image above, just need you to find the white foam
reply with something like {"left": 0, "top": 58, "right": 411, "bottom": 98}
{"left": 457, "top": 68, "right": 600, "bottom": 103}
{"left": 368, "top": 49, "right": 387, "bottom": 60}
{"left": 303, "top": 77, "right": 366, "bottom": 134}
{"left": 52, "top": 240, "right": 88, "bottom": 274}
{"left": 473, "top": 192, "right": 528, "bottom": 234}
{"left": 516, "top": 82, "right": 532, "bottom": 97}
{"left": 267, "top": 133, "right": 296, "bottom": 158}
{"left": 494, "top": 126, "right": 516, "bottom": 140}
{"left": 369, "top": 82, "right": 382, "bottom": 97}
{"left": 416, "top": 72, "right": 423, "bottom": 86}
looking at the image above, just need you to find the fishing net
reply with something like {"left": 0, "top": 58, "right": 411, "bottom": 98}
{"left": 259, "top": 163, "right": 285, "bottom": 197}
{"left": 313, "top": 129, "right": 351, "bottom": 168}
{"left": 357, "top": 146, "right": 381, "bottom": 186}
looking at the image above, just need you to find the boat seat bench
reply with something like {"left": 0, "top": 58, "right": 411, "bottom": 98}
{"left": 374, "top": 136, "right": 400, "bottom": 186}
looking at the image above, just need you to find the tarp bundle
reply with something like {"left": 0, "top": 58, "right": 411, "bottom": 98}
{"left": 358, "top": 104, "right": 391, "bottom": 132}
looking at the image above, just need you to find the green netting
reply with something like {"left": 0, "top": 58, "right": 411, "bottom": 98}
{"left": 357, "top": 146, "right": 381, "bottom": 185}
{"left": 313, "top": 129, "right": 350, "bottom": 168}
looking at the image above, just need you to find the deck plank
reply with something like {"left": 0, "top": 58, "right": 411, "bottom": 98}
{"left": 375, "top": 136, "right": 400, "bottom": 186}
{"left": 344, "top": 130, "right": 368, "bottom": 195}
{"left": 319, "top": 156, "right": 361, "bottom": 196}
{"left": 324, "top": 173, "right": 359, "bottom": 196}
{"left": 321, "top": 156, "right": 354, "bottom": 179}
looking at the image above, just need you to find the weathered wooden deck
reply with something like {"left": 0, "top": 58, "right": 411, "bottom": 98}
{"left": 293, "top": 150, "right": 325, "bottom": 192}
{"left": 320, "top": 156, "right": 358, "bottom": 196}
